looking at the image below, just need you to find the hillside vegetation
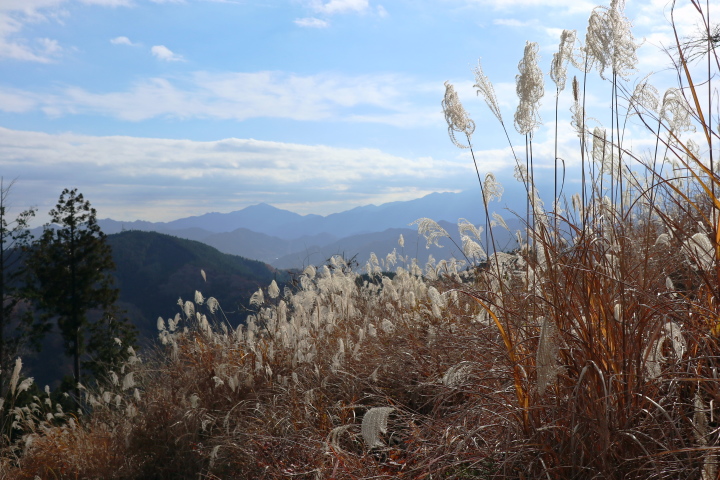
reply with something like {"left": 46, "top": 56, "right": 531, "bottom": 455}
{"left": 108, "top": 230, "right": 289, "bottom": 337}
{"left": 3, "top": 2, "right": 720, "bottom": 479}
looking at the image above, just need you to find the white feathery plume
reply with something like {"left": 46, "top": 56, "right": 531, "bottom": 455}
{"left": 183, "top": 301, "right": 195, "bottom": 319}
{"left": 327, "top": 425, "right": 354, "bottom": 453}
{"left": 682, "top": 232, "right": 715, "bottom": 271}
{"left": 207, "top": 297, "right": 219, "bottom": 314}
{"left": 194, "top": 290, "right": 205, "bottom": 305}
{"left": 458, "top": 218, "right": 483, "bottom": 241}
{"left": 660, "top": 88, "right": 695, "bottom": 135}
{"left": 361, "top": 407, "right": 394, "bottom": 448}
{"left": 645, "top": 321, "right": 686, "bottom": 380}
{"left": 592, "top": 127, "right": 615, "bottom": 173}
{"left": 550, "top": 29, "right": 577, "bottom": 93}
{"left": 514, "top": 41, "right": 544, "bottom": 135}
{"left": 9, "top": 358, "right": 22, "bottom": 396}
{"left": 473, "top": 59, "right": 503, "bottom": 123}
{"left": 483, "top": 172, "right": 504, "bottom": 204}
{"left": 630, "top": 78, "right": 660, "bottom": 114}
{"left": 583, "top": 0, "right": 638, "bottom": 80}
{"left": 268, "top": 280, "right": 280, "bottom": 299}
{"left": 459, "top": 219, "right": 487, "bottom": 260}
{"left": 410, "top": 218, "right": 449, "bottom": 249}
{"left": 303, "top": 265, "right": 317, "bottom": 279}
{"left": 17, "top": 378, "right": 33, "bottom": 394}
{"left": 122, "top": 372, "right": 135, "bottom": 390}
{"left": 380, "top": 319, "right": 394, "bottom": 333}
{"left": 200, "top": 269, "right": 206, "bottom": 282}
{"left": 537, "top": 316, "right": 561, "bottom": 395}
{"left": 569, "top": 76, "right": 593, "bottom": 143}
{"left": 249, "top": 288, "right": 265, "bottom": 307}
{"left": 491, "top": 212, "right": 510, "bottom": 231}
{"left": 398, "top": 234, "right": 404, "bottom": 248}
{"left": 442, "top": 81, "right": 476, "bottom": 149}
{"left": 514, "top": 164, "right": 529, "bottom": 184}
{"left": 694, "top": 391, "right": 709, "bottom": 446}
{"left": 442, "top": 361, "right": 473, "bottom": 388}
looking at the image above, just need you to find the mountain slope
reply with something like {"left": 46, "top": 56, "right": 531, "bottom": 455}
{"left": 107, "top": 230, "right": 288, "bottom": 339}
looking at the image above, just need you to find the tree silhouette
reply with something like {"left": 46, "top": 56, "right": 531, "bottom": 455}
{"left": 26, "top": 189, "right": 135, "bottom": 399}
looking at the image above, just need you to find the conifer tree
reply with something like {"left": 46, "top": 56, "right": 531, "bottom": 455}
{"left": 26, "top": 189, "right": 135, "bottom": 397}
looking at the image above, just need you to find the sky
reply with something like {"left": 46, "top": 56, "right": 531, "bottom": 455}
{"left": 0, "top": 0, "right": 715, "bottom": 225}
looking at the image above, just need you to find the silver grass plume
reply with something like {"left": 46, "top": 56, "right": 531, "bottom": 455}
{"left": 268, "top": 280, "right": 280, "bottom": 299}
{"left": 462, "top": 236, "right": 486, "bottom": 261}
{"left": 644, "top": 321, "right": 686, "bottom": 380}
{"left": 682, "top": 232, "right": 715, "bottom": 271}
{"left": 249, "top": 288, "right": 265, "bottom": 307}
{"left": 458, "top": 218, "right": 486, "bottom": 260}
{"left": 629, "top": 78, "right": 660, "bottom": 115}
{"left": 514, "top": 41, "right": 544, "bottom": 135}
{"left": 583, "top": 0, "right": 638, "bottom": 80}
{"left": 327, "top": 425, "right": 354, "bottom": 453}
{"left": 442, "top": 81, "right": 475, "bottom": 149}
{"left": 411, "top": 218, "right": 449, "bottom": 249}
{"left": 491, "top": 212, "right": 510, "bottom": 231}
{"left": 570, "top": 76, "right": 591, "bottom": 142}
{"left": 483, "top": 172, "right": 504, "bottom": 204}
{"left": 458, "top": 218, "right": 483, "bottom": 241}
{"left": 592, "top": 127, "right": 615, "bottom": 173}
{"left": 194, "top": 290, "right": 204, "bottom": 305}
{"left": 694, "top": 391, "right": 709, "bottom": 446}
{"left": 571, "top": 193, "right": 584, "bottom": 215}
{"left": 514, "top": 164, "right": 529, "bottom": 184}
{"left": 207, "top": 297, "right": 219, "bottom": 314}
{"left": 442, "top": 361, "right": 474, "bottom": 388}
{"left": 183, "top": 300, "right": 195, "bottom": 319}
{"left": 9, "top": 357, "right": 22, "bottom": 396}
{"left": 473, "top": 59, "right": 503, "bottom": 123}
{"left": 550, "top": 29, "right": 577, "bottom": 93}
{"left": 361, "top": 407, "right": 394, "bottom": 448}
{"left": 537, "top": 316, "right": 561, "bottom": 395}
{"left": 303, "top": 264, "right": 317, "bottom": 279}
{"left": 660, "top": 88, "right": 696, "bottom": 135}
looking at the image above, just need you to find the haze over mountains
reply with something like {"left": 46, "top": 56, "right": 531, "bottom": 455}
{"left": 96, "top": 190, "right": 521, "bottom": 268}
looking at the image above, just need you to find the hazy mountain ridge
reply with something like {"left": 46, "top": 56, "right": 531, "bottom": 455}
{"left": 90, "top": 190, "right": 515, "bottom": 268}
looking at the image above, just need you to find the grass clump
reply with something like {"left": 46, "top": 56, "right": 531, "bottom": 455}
{"left": 4, "top": 1, "right": 720, "bottom": 478}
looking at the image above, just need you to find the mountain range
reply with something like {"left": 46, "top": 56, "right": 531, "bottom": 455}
{"left": 94, "top": 190, "right": 521, "bottom": 269}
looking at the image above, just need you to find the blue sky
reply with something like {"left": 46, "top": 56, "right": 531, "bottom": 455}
{"left": 0, "top": 0, "right": 710, "bottom": 225}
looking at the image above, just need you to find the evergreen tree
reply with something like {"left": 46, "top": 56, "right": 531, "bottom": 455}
{"left": 26, "top": 189, "right": 135, "bottom": 398}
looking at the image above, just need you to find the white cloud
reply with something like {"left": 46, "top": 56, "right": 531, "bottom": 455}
{"left": 453, "top": 0, "right": 594, "bottom": 15}
{"left": 78, "top": 0, "right": 132, "bottom": 5}
{"left": 376, "top": 5, "right": 387, "bottom": 17}
{"left": 493, "top": 18, "right": 532, "bottom": 27}
{"left": 294, "top": 17, "right": 329, "bottom": 28}
{"left": 110, "top": 36, "right": 138, "bottom": 46}
{"left": 0, "top": 88, "right": 39, "bottom": 112}
{"left": 0, "top": 71, "right": 440, "bottom": 126}
{"left": 150, "top": 45, "right": 184, "bottom": 61}
{"left": 310, "top": 0, "right": 369, "bottom": 15}
{"left": 0, "top": 0, "right": 131, "bottom": 62}
{"left": 0, "top": 127, "right": 461, "bottom": 221}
